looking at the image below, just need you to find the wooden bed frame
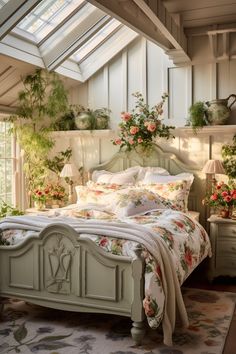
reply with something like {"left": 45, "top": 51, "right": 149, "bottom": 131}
{"left": 0, "top": 145, "right": 206, "bottom": 344}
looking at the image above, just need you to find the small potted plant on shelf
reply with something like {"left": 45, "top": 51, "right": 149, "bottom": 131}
{"left": 93, "top": 108, "right": 111, "bottom": 129}
{"left": 187, "top": 101, "right": 208, "bottom": 133}
{"left": 74, "top": 105, "right": 111, "bottom": 130}
{"left": 203, "top": 181, "right": 236, "bottom": 218}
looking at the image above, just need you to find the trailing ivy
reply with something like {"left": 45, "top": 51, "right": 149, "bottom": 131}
{"left": 222, "top": 134, "right": 236, "bottom": 180}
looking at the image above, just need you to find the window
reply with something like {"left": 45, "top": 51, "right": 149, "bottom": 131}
{"left": 0, "top": 121, "right": 16, "bottom": 205}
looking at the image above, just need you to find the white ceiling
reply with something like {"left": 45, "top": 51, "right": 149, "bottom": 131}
{"left": 0, "top": 0, "right": 236, "bottom": 113}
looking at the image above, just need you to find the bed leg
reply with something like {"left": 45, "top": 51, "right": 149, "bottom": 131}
{"left": 131, "top": 320, "right": 145, "bottom": 345}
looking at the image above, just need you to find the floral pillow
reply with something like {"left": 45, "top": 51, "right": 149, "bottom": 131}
{"left": 75, "top": 183, "right": 133, "bottom": 205}
{"left": 139, "top": 173, "right": 194, "bottom": 212}
{"left": 109, "top": 188, "right": 174, "bottom": 218}
{"left": 137, "top": 180, "right": 191, "bottom": 212}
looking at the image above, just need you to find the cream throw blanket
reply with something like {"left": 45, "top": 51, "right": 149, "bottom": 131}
{"left": 0, "top": 215, "right": 189, "bottom": 345}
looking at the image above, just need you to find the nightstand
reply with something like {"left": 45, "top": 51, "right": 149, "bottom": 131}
{"left": 207, "top": 215, "right": 236, "bottom": 281}
{"left": 25, "top": 208, "right": 50, "bottom": 215}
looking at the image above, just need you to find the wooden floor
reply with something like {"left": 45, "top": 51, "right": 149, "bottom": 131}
{"left": 185, "top": 262, "right": 236, "bottom": 354}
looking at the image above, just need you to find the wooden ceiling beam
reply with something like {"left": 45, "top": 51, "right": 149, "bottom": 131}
{"left": 86, "top": 0, "right": 172, "bottom": 50}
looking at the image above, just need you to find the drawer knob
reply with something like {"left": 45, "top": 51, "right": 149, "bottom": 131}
{"left": 232, "top": 246, "right": 236, "bottom": 251}
{"left": 233, "top": 230, "right": 236, "bottom": 235}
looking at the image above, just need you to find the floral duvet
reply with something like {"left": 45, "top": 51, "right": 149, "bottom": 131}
{"left": 1, "top": 206, "right": 211, "bottom": 331}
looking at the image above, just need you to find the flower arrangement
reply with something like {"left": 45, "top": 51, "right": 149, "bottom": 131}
{"left": 46, "top": 183, "right": 67, "bottom": 201}
{"left": 203, "top": 181, "right": 236, "bottom": 217}
{"left": 32, "top": 187, "right": 48, "bottom": 203}
{"left": 112, "top": 92, "right": 175, "bottom": 152}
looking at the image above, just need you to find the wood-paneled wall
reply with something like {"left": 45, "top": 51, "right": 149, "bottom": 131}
{"left": 62, "top": 34, "right": 236, "bottom": 174}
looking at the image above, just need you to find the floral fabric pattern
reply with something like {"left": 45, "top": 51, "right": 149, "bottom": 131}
{"left": 1, "top": 207, "right": 211, "bottom": 331}
{"left": 109, "top": 188, "right": 175, "bottom": 217}
{"left": 138, "top": 180, "right": 191, "bottom": 212}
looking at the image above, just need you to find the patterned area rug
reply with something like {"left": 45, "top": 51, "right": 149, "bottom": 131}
{"left": 0, "top": 288, "right": 235, "bottom": 354}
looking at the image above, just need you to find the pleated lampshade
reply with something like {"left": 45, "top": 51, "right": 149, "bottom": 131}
{"left": 202, "top": 159, "right": 225, "bottom": 174}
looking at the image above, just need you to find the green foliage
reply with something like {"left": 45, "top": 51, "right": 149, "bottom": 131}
{"left": 222, "top": 134, "right": 236, "bottom": 180}
{"left": 0, "top": 200, "right": 23, "bottom": 219}
{"left": 8, "top": 69, "right": 69, "bottom": 195}
{"left": 187, "top": 101, "right": 208, "bottom": 133}
{"left": 52, "top": 109, "right": 76, "bottom": 131}
{"left": 45, "top": 148, "right": 72, "bottom": 176}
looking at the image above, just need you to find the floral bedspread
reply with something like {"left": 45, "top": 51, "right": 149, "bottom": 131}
{"left": 1, "top": 206, "right": 211, "bottom": 330}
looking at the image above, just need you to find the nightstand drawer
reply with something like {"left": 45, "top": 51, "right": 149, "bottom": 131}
{"left": 218, "top": 225, "right": 236, "bottom": 238}
{"left": 216, "top": 256, "right": 236, "bottom": 269}
{"left": 217, "top": 239, "right": 236, "bottom": 255}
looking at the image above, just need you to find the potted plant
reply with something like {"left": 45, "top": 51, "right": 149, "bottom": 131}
{"left": 52, "top": 109, "right": 76, "bottom": 131}
{"left": 112, "top": 92, "right": 174, "bottom": 153}
{"left": 203, "top": 181, "right": 236, "bottom": 218}
{"left": 74, "top": 105, "right": 96, "bottom": 130}
{"left": 8, "top": 69, "right": 69, "bottom": 205}
{"left": 187, "top": 101, "right": 208, "bottom": 133}
{"left": 94, "top": 108, "right": 111, "bottom": 129}
{"left": 74, "top": 105, "right": 111, "bottom": 130}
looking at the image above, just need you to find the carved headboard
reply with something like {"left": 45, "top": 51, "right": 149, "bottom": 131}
{"left": 90, "top": 145, "right": 206, "bottom": 226}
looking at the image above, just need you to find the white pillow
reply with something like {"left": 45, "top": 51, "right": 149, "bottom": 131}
{"left": 141, "top": 172, "right": 194, "bottom": 185}
{"left": 108, "top": 188, "right": 172, "bottom": 218}
{"left": 137, "top": 167, "right": 170, "bottom": 181}
{"left": 91, "top": 170, "right": 136, "bottom": 184}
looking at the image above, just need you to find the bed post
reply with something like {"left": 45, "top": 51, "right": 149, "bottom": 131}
{"left": 131, "top": 243, "right": 146, "bottom": 345}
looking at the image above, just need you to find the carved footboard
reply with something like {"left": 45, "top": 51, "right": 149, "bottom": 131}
{"left": 0, "top": 223, "right": 145, "bottom": 344}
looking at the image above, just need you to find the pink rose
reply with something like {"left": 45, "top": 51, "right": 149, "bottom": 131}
{"left": 224, "top": 195, "right": 232, "bottom": 203}
{"left": 137, "top": 137, "right": 143, "bottom": 143}
{"left": 114, "top": 138, "right": 122, "bottom": 145}
{"left": 210, "top": 194, "right": 218, "bottom": 201}
{"left": 129, "top": 138, "right": 134, "bottom": 145}
{"left": 147, "top": 122, "right": 156, "bottom": 132}
{"left": 130, "top": 126, "right": 139, "bottom": 135}
{"left": 221, "top": 191, "right": 228, "bottom": 197}
{"left": 121, "top": 112, "right": 132, "bottom": 121}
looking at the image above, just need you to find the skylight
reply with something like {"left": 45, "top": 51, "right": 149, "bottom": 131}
{"left": 71, "top": 18, "right": 121, "bottom": 63}
{"left": 16, "top": 0, "right": 85, "bottom": 43}
{"left": 0, "top": 0, "right": 10, "bottom": 9}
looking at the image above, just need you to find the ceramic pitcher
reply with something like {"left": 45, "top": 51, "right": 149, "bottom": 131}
{"left": 206, "top": 94, "right": 236, "bottom": 125}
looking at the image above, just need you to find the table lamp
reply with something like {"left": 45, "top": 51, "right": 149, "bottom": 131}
{"left": 60, "top": 162, "right": 79, "bottom": 204}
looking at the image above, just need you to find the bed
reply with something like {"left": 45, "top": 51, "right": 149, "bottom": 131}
{"left": 0, "top": 145, "right": 211, "bottom": 346}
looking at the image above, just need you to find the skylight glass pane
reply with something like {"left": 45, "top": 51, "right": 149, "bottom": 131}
{"left": 0, "top": 0, "right": 10, "bottom": 9}
{"left": 71, "top": 19, "right": 121, "bottom": 62}
{"left": 17, "top": 0, "right": 84, "bottom": 43}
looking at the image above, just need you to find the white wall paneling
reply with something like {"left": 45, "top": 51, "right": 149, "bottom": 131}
{"left": 108, "top": 55, "right": 123, "bottom": 128}
{"left": 168, "top": 66, "right": 192, "bottom": 127}
{"left": 51, "top": 126, "right": 236, "bottom": 177}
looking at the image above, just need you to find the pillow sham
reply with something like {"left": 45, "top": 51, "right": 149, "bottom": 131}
{"left": 139, "top": 173, "right": 194, "bottom": 212}
{"left": 141, "top": 172, "right": 194, "bottom": 185}
{"left": 91, "top": 169, "right": 136, "bottom": 184}
{"left": 109, "top": 188, "right": 173, "bottom": 218}
{"left": 138, "top": 179, "right": 191, "bottom": 212}
{"left": 136, "top": 166, "right": 170, "bottom": 181}
{"left": 75, "top": 183, "right": 133, "bottom": 205}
